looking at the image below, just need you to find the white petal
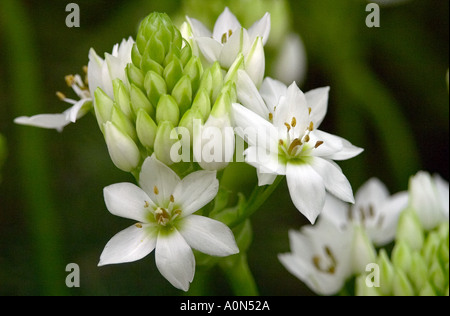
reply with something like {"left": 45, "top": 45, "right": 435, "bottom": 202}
{"left": 14, "top": 113, "right": 70, "bottom": 132}
{"left": 98, "top": 224, "right": 157, "bottom": 266}
{"left": 309, "top": 157, "right": 355, "bottom": 204}
{"left": 244, "top": 37, "right": 265, "bottom": 88}
{"left": 245, "top": 146, "right": 285, "bottom": 175}
{"left": 433, "top": 174, "right": 449, "bottom": 220}
{"left": 260, "top": 77, "right": 288, "bottom": 112}
{"left": 354, "top": 178, "right": 389, "bottom": 207}
{"left": 173, "top": 170, "right": 219, "bottom": 216}
{"left": 139, "top": 155, "right": 181, "bottom": 207}
{"left": 321, "top": 193, "right": 350, "bottom": 230}
{"left": 305, "top": 87, "right": 330, "bottom": 129}
{"left": 232, "top": 102, "right": 278, "bottom": 148}
{"left": 310, "top": 130, "right": 363, "bottom": 160}
{"left": 219, "top": 28, "right": 242, "bottom": 68}
{"left": 286, "top": 162, "right": 326, "bottom": 224}
{"left": 248, "top": 12, "right": 271, "bottom": 45}
{"left": 195, "top": 37, "right": 222, "bottom": 64}
{"left": 103, "top": 183, "right": 154, "bottom": 222}
{"left": 65, "top": 99, "right": 92, "bottom": 123}
{"left": 155, "top": 229, "right": 195, "bottom": 292}
{"left": 257, "top": 169, "right": 278, "bottom": 186}
{"left": 178, "top": 215, "right": 239, "bottom": 256}
{"left": 236, "top": 70, "right": 269, "bottom": 118}
{"left": 186, "top": 16, "right": 212, "bottom": 37}
{"left": 212, "top": 7, "right": 241, "bottom": 42}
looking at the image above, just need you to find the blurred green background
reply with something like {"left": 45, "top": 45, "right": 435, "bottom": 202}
{"left": 0, "top": 0, "right": 448, "bottom": 295}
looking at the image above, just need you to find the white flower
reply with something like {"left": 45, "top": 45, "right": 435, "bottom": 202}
{"left": 278, "top": 217, "right": 354, "bottom": 296}
{"left": 98, "top": 155, "right": 239, "bottom": 291}
{"left": 14, "top": 74, "right": 92, "bottom": 132}
{"left": 322, "top": 178, "right": 409, "bottom": 246}
{"left": 185, "top": 7, "right": 270, "bottom": 86}
{"left": 88, "top": 37, "right": 134, "bottom": 99}
{"left": 408, "top": 171, "right": 449, "bottom": 231}
{"left": 14, "top": 38, "right": 134, "bottom": 132}
{"left": 232, "top": 70, "right": 363, "bottom": 223}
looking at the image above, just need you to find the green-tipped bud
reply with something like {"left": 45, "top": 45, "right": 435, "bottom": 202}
{"left": 172, "top": 75, "right": 192, "bottom": 116}
{"left": 422, "top": 230, "right": 441, "bottom": 266}
{"left": 164, "top": 56, "right": 183, "bottom": 93}
{"left": 144, "top": 71, "right": 167, "bottom": 108}
{"left": 178, "top": 108, "right": 203, "bottom": 143}
{"left": 130, "top": 84, "right": 154, "bottom": 118}
{"left": 141, "top": 54, "right": 164, "bottom": 76}
{"left": 419, "top": 282, "right": 437, "bottom": 296}
{"left": 180, "top": 41, "right": 193, "bottom": 66}
{"left": 392, "top": 269, "right": 415, "bottom": 296}
{"left": 211, "top": 90, "right": 231, "bottom": 118}
{"left": 156, "top": 95, "right": 179, "bottom": 126}
{"left": 154, "top": 120, "right": 177, "bottom": 165}
{"left": 191, "top": 89, "right": 211, "bottom": 121}
{"left": 198, "top": 71, "right": 213, "bottom": 102}
{"left": 224, "top": 53, "right": 245, "bottom": 84}
{"left": 110, "top": 106, "right": 137, "bottom": 141}
{"left": 210, "top": 62, "right": 224, "bottom": 103}
{"left": 126, "top": 63, "right": 145, "bottom": 91}
{"left": 355, "top": 274, "right": 381, "bottom": 296}
{"left": 429, "top": 260, "right": 446, "bottom": 293}
{"left": 396, "top": 208, "right": 424, "bottom": 251}
{"left": 377, "top": 249, "right": 395, "bottom": 295}
{"left": 94, "top": 88, "right": 114, "bottom": 129}
{"left": 409, "top": 252, "right": 428, "bottom": 291}
{"left": 392, "top": 241, "right": 413, "bottom": 275}
{"left": 103, "top": 121, "right": 140, "bottom": 172}
{"left": 183, "top": 56, "right": 203, "bottom": 92}
{"left": 113, "top": 79, "right": 132, "bottom": 119}
{"left": 244, "top": 37, "right": 265, "bottom": 88}
{"left": 351, "top": 225, "right": 377, "bottom": 274}
{"left": 136, "top": 108, "right": 157, "bottom": 149}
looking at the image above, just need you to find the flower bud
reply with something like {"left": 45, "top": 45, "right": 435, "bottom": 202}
{"left": 156, "top": 94, "right": 179, "bottom": 126}
{"left": 392, "top": 269, "right": 414, "bottom": 296}
{"left": 126, "top": 63, "right": 145, "bottom": 91}
{"left": 355, "top": 274, "right": 381, "bottom": 296}
{"left": 183, "top": 56, "right": 203, "bottom": 92}
{"left": 164, "top": 56, "right": 183, "bottom": 93}
{"left": 144, "top": 71, "right": 167, "bottom": 108}
{"left": 103, "top": 121, "right": 140, "bottom": 172}
{"left": 191, "top": 89, "right": 211, "bottom": 121}
{"left": 171, "top": 75, "right": 192, "bottom": 116}
{"left": 130, "top": 84, "right": 154, "bottom": 118}
{"left": 244, "top": 37, "right": 265, "bottom": 88}
{"left": 113, "top": 79, "right": 132, "bottom": 119}
{"left": 351, "top": 225, "right": 377, "bottom": 274}
{"left": 392, "top": 241, "right": 413, "bottom": 275}
{"left": 94, "top": 88, "right": 114, "bottom": 129}
{"left": 409, "top": 252, "right": 428, "bottom": 291}
{"left": 377, "top": 249, "right": 395, "bottom": 295}
{"left": 110, "top": 106, "right": 137, "bottom": 141}
{"left": 136, "top": 108, "right": 157, "bottom": 150}
{"left": 396, "top": 208, "right": 424, "bottom": 251}
{"left": 178, "top": 108, "right": 203, "bottom": 144}
{"left": 153, "top": 120, "right": 177, "bottom": 165}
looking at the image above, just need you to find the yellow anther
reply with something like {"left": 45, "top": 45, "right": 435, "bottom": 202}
{"left": 291, "top": 117, "right": 297, "bottom": 127}
{"left": 170, "top": 195, "right": 175, "bottom": 203}
{"left": 135, "top": 223, "right": 143, "bottom": 228}
{"left": 279, "top": 139, "right": 284, "bottom": 146}
{"left": 82, "top": 65, "right": 88, "bottom": 74}
{"left": 308, "top": 121, "right": 314, "bottom": 131}
{"left": 314, "top": 141, "right": 324, "bottom": 148}
{"left": 154, "top": 186, "right": 159, "bottom": 195}
{"left": 65, "top": 74, "right": 75, "bottom": 87}
{"left": 288, "top": 138, "right": 302, "bottom": 155}
{"left": 268, "top": 113, "right": 273, "bottom": 121}
{"left": 304, "top": 134, "right": 310, "bottom": 143}
{"left": 56, "top": 91, "right": 66, "bottom": 100}
{"left": 308, "top": 107, "right": 312, "bottom": 115}
{"left": 144, "top": 201, "right": 150, "bottom": 208}
{"left": 284, "top": 123, "right": 291, "bottom": 131}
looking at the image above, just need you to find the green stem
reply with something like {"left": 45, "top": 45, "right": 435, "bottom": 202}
{"left": 220, "top": 253, "right": 259, "bottom": 296}
{"left": 1, "top": 0, "right": 67, "bottom": 295}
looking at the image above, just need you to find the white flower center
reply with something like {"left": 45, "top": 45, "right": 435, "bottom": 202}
{"left": 312, "top": 246, "right": 337, "bottom": 275}
{"left": 150, "top": 187, "right": 182, "bottom": 227}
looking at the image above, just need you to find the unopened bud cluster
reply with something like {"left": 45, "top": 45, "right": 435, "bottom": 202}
{"left": 94, "top": 12, "right": 237, "bottom": 172}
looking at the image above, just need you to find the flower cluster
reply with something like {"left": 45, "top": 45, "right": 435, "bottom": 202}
{"left": 280, "top": 171, "right": 449, "bottom": 296}
{"left": 14, "top": 8, "right": 364, "bottom": 292}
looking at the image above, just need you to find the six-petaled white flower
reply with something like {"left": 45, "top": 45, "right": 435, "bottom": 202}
{"left": 184, "top": 7, "right": 270, "bottom": 87}
{"left": 322, "top": 178, "right": 409, "bottom": 246}
{"left": 232, "top": 70, "right": 363, "bottom": 223}
{"left": 98, "top": 155, "right": 239, "bottom": 291}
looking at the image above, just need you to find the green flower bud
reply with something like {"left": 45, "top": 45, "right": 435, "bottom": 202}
{"left": 126, "top": 63, "right": 145, "bottom": 91}
{"left": 422, "top": 230, "right": 441, "bottom": 267}
{"left": 409, "top": 252, "right": 428, "bottom": 291}
{"left": 130, "top": 84, "right": 154, "bottom": 118}
{"left": 94, "top": 88, "right": 114, "bottom": 129}
{"left": 210, "top": 62, "right": 224, "bottom": 103}
{"left": 419, "top": 282, "right": 437, "bottom": 296}
{"left": 164, "top": 56, "right": 183, "bottom": 93}
{"left": 392, "top": 269, "right": 414, "bottom": 296}
{"left": 429, "top": 260, "right": 446, "bottom": 293}
{"left": 144, "top": 71, "right": 167, "bottom": 108}
{"left": 180, "top": 41, "right": 193, "bottom": 66}
{"left": 396, "top": 208, "right": 424, "bottom": 251}
{"left": 178, "top": 108, "right": 203, "bottom": 144}
{"left": 392, "top": 241, "right": 413, "bottom": 275}
{"left": 113, "top": 79, "right": 132, "bottom": 119}
{"left": 191, "top": 89, "right": 211, "bottom": 121}
{"left": 351, "top": 225, "right": 377, "bottom": 274}
{"left": 183, "top": 56, "right": 203, "bottom": 92}
{"left": 136, "top": 108, "right": 157, "bottom": 150}
{"left": 156, "top": 95, "right": 179, "bottom": 126}
{"left": 103, "top": 121, "right": 140, "bottom": 172}
{"left": 377, "top": 249, "right": 395, "bottom": 296}
{"left": 141, "top": 54, "right": 165, "bottom": 76}
{"left": 198, "top": 71, "right": 213, "bottom": 102}
{"left": 224, "top": 53, "right": 245, "bottom": 84}
{"left": 110, "top": 106, "right": 137, "bottom": 142}
{"left": 153, "top": 120, "right": 177, "bottom": 165}
{"left": 355, "top": 274, "right": 381, "bottom": 296}
{"left": 172, "top": 75, "right": 192, "bottom": 116}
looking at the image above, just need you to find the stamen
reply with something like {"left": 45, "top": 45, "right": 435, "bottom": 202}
{"left": 268, "top": 113, "right": 273, "bottom": 122}
{"left": 65, "top": 74, "right": 75, "bottom": 87}
{"left": 291, "top": 117, "right": 297, "bottom": 127}
{"left": 312, "top": 256, "right": 321, "bottom": 270}
{"left": 144, "top": 201, "right": 150, "bottom": 208}
{"left": 368, "top": 204, "right": 375, "bottom": 217}
{"left": 135, "top": 223, "right": 143, "bottom": 228}
{"left": 56, "top": 91, "right": 66, "bottom": 100}
{"left": 170, "top": 195, "right": 175, "bottom": 203}
{"left": 221, "top": 29, "right": 233, "bottom": 44}
{"left": 308, "top": 107, "right": 312, "bottom": 115}
{"left": 155, "top": 208, "right": 170, "bottom": 226}
{"left": 82, "top": 65, "right": 88, "bottom": 74}
{"left": 288, "top": 138, "right": 302, "bottom": 155}
{"left": 154, "top": 186, "right": 159, "bottom": 195}
{"left": 308, "top": 121, "right": 314, "bottom": 131}
{"left": 314, "top": 141, "right": 324, "bottom": 149}
{"left": 303, "top": 134, "right": 310, "bottom": 143}
{"left": 279, "top": 139, "right": 284, "bottom": 146}
{"left": 284, "top": 123, "right": 291, "bottom": 132}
